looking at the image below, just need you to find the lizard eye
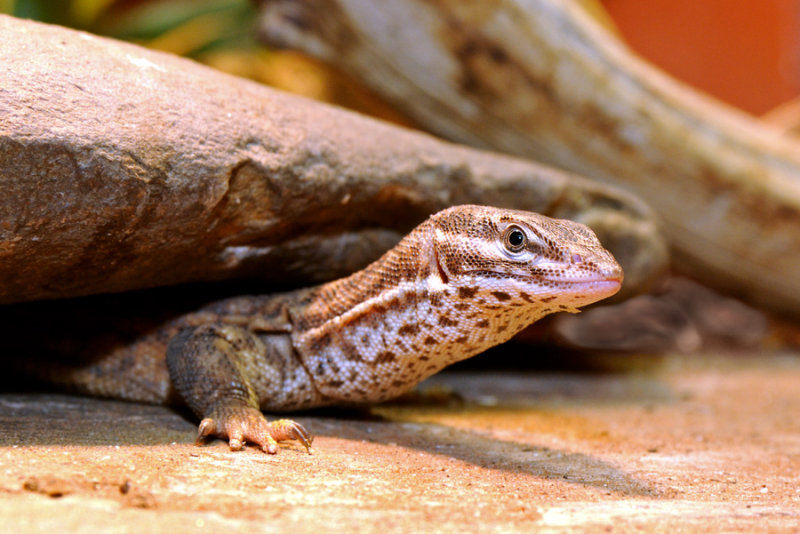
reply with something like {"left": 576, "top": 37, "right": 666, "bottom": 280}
{"left": 503, "top": 225, "right": 527, "bottom": 253}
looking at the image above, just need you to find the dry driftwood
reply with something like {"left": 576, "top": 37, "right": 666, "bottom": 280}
{"left": 259, "top": 0, "right": 800, "bottom": 318}
{"left": 0, "top": 15, "right": 663, "bottom": 305}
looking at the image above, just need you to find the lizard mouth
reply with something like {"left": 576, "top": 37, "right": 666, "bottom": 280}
{"left": 550, "top": 275, "right": 623, "bottom": 287}
{"left": 541, "top": 266, "right": 623, "bottom": 286}
{"left": 557, "top": 278, "right": 623, "bottom": 299}
{"left": 461, "top": 270, "right": 623, "bottom": 298}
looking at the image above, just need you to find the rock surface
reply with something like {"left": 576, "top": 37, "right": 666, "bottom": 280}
{"left": 2, "top": 352, "right": 799, "bottom": 532}
{"left": 551, "top": 277, "right": 768, "bottom": 353}
{"left": 0, "top": 14, "right": 663, "bottom": 305}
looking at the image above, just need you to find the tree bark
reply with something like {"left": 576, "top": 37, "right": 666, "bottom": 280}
{"left": 259, "top": 0, "right": 800, "bottom": 318}
{"left": 0, "top": 15, "right": 663, "bottom": 305}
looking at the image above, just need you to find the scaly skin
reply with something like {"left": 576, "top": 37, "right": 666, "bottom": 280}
{"left": 37, "top": 205, "right": 623, "bottom": 453}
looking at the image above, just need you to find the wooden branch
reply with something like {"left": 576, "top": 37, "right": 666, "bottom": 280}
{"left": 0, "top": 14, "right": 662, "bottom": 305}
{"left": 259, "top": 0, "right": 800, "bottom": 318}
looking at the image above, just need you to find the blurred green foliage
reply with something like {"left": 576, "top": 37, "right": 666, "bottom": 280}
{"left": 0, "top": 0, "right": 259, "bottom": 57}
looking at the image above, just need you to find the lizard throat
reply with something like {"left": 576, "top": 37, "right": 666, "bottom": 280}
{"left": 292, "top": 276, "right": 597, "bottom": 404}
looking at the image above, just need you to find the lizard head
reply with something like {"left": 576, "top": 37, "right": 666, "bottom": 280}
{"left": 290, "top": 204, "right": 626, "bottom": 403}
{"left": 426, "top": 205, "right": 623, "bottom": 316}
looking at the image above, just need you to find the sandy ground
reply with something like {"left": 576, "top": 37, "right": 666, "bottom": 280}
{"left": 1, "top": 351, "right": 799, "bottom": 533}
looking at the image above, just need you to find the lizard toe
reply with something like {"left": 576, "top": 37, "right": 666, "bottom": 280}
{"left": 197, "top": 405, "right": 311, "bottom": 454}
{"left": 196, "top": 417, "right": 217, "bottom": 444}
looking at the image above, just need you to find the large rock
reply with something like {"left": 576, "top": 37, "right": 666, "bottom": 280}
{"left": 0, "top": 15, "right": 664, "bottom": 304}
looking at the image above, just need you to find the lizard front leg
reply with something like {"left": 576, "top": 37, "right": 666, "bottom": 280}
{"left": 166, "top": 324, "right": 313, "bottom": 454}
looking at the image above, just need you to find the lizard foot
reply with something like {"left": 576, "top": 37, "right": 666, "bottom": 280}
{"left": 197, "top": 406, "right": 313, "bottom": 454}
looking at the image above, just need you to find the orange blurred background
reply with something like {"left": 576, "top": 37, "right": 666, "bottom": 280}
{"left": 602, "top": 0, "right": 800, "bottom": 115}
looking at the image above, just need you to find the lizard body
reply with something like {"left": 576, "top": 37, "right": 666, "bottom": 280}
{"left": 27, "top": 205, "right": 622, "bottom": 453}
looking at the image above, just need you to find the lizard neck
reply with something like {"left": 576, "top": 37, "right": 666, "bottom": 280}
{"left": 292, "top": 220, "right": 433, "bottom": 333}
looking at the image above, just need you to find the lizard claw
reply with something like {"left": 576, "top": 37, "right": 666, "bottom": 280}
{"left": 269, "top": 419, "right": 314, "bottom": 454}
{"left": 196, "top": 406, "right": 313, "bottom": 454}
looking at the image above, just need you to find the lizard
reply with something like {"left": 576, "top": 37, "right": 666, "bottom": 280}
{"left": 23, "top": 205, "right": 623, "bottom": 454}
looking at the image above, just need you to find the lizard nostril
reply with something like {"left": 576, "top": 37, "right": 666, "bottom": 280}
{"left": 571, "top": 253, "right": 583, "bottom": 264}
